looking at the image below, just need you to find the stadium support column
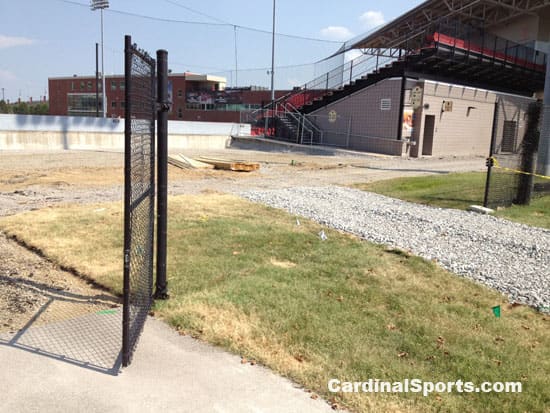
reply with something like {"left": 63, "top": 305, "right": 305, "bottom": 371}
{"left": 96, "top": 43, "right": 99, "bottom": 117}
{"left": 155, "top": 48, "right": 169, "bottom": 300}
{"left": 537, "top": 58, "right": 550, "bottom": 176}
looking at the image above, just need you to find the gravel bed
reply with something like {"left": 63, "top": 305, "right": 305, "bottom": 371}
{"left": 241, "top": 186, "right": 550, "bottom": 312}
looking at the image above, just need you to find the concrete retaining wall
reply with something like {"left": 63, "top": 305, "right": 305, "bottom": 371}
{"left": 0, "top": 114, "right": 250, "bottom": 151}
{"left": 231, "top": 136, "right": 389, "bottom": 157}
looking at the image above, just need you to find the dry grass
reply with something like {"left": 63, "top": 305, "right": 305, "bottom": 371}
{"left": 0, "top": 202, "right": 124, "bottom": 292}
{"left": 0, "top": 164, "right": 257, "bottom": 192}
{"left": 1, "top": 194, "right": 548, "bottom": 413}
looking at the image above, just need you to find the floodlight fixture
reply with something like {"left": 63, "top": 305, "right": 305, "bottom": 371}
{"left": 91, "top": 0, "right": 109, "bottom": 117}
{"left": 90, "top": 0, "right": 109, "bottom": 11}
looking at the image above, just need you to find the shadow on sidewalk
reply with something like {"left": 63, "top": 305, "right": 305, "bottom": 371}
{"left": 0, "top": 276, "right": 122, "bottom": 376}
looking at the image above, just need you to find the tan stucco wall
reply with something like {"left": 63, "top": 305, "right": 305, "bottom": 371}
{"left": 416, "top": 81, "right": 497, "bottom": 157}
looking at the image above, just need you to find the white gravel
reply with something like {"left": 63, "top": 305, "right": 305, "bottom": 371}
{"left": 241, "top": 186, "right": 550, "bottom": 312}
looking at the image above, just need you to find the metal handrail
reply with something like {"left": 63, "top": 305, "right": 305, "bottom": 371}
{"left": 275, "top": 102, "right": 314, "bottom": 144}
{"left": 284, "top": 101, "right": 323, "bottom": 143}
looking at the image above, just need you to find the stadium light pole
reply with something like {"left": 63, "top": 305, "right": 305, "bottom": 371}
{"left": 270, "top": 0, "right": 276, "bottom": 131}
{"left": 91, "top": 0, "right": 109, "bottom": 118}
{"left": 264, "top": 0, "right": 276, "bottom": 137}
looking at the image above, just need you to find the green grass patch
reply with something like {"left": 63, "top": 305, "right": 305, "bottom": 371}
{"left": 354, "top": 172, "right": 550, "bottom": 228}
{"left": 1, "top": 194, "right": 549, "bottom": 412}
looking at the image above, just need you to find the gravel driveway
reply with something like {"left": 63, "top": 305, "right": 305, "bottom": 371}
{"left": 242, "top": 186, "right": 550, "bottom": 311}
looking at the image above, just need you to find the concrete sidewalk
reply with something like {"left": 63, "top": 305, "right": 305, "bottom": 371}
{"left": 1, "top": 315, "right": 334, "bottom": 413}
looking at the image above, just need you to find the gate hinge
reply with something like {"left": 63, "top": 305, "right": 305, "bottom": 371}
{"left": 156, "top": 101, "right": 172, "bottom": 113}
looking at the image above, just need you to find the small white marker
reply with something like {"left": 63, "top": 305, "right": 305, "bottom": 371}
{"left": 319, "top": 230, "right": 327, "bottom": 241}
{"left": 467, "top": 205, "right": 495, "bottom": 215}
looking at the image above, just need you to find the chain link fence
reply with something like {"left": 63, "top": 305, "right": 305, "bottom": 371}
{"left": 484, "top": 97, "right": 549, "bottom": 208}
{"left": 303, "top": 112, "right": 406, "bottom": 156}
{"left": 122, "top": 36, "right": 156, "bottom": 367}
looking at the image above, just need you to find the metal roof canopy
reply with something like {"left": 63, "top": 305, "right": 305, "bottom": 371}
{"left": 336, "top": 0, "right": 550, "bottom": 54}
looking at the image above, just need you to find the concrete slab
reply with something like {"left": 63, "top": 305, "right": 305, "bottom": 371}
{"left": 467, "top": 205, "right": 495, "bottom": 215}
{"left": 1, "top": 314, "right": 334, "bottom": 413}
{"left": 231, "top": 136, "right": 391, "bottom": 159}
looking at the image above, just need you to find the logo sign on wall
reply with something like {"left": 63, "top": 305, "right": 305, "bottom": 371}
{"left": 328, "top": 110, "right": 338, "bottom": 123}
{"left": 411, "top": 86, "right": 423, "bottom": 110}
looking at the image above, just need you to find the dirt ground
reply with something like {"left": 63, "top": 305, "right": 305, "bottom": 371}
{"left": 0, "top": 234, "right": 117, "bottom": 334}
{"left": 0, "top": 145, "right": 484, "bottom": 332}
{"left": 0, "top": 147, "right": 484, "bottom": 216}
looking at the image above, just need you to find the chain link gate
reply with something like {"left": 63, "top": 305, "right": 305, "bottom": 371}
{"left": 484, "top": 96, "right": 549, "bottom": 209}
{"left": 122, "top": 35, "right": 156, "bottom": 367}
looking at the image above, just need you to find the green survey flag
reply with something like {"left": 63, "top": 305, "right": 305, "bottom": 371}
{"left": 492, "top": 305, "right": 501, "bottom": 318}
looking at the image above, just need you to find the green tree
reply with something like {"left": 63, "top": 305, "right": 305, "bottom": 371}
{"left": 0, "top": 100, "right": 9, "bottom": 114}
{"left": 30, "top": 103, "right": 49, "bottom": 115}
{"left": 12, "top": 102, "right": 30, "bottom": 114}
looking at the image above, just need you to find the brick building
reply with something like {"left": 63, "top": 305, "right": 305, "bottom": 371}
{"left": 48, "top": 73, "right": 288, "bottom": 122}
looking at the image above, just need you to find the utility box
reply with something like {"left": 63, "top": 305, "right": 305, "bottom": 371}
{"left": 442, "top": 100, "right": 454, "bottom": 112}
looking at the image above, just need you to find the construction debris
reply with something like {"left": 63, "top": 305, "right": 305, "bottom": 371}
{"left": 196, "top": 156, "right": 260, "bottom": 172}
{"left": 168, "top": 154, "right": 214, "bottom": 170}
{"left": 167, "top": 154, "right": 260, "bottom": 172}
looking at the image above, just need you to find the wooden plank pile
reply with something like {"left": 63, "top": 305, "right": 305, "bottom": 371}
{"left": 167, "top": 154, "right": 214, "bottom": 169}
{"left": 196, "top": 157, "right": 260, "bottom": 172}
{"left": 167, "top": 154, "right": 260, "bottom": 172}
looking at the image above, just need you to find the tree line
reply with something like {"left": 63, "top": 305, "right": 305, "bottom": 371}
{"left": 0, "top": 100, "right": 49, "bottom": 115}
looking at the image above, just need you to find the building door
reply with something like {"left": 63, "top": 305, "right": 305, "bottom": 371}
{"left": 501, "top": 120, "right": 517, "bottom": 153}
{"left": 422, "top": 115, "right": 435, "bottom": 156}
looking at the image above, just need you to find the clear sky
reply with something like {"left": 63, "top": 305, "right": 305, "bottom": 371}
{"left": 0, "top": 0, "right": 424, "bottom": 102}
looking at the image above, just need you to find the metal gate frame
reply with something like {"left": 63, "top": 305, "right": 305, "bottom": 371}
{"left": 122, "top": 35, "right": 156, "bottom": 367}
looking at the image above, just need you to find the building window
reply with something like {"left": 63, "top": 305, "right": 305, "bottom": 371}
{"left": 178, "top": 89, "right": 183, "bottom": 98}
{"left": 87, "top": 81, "right": 92, "bottom": 90}
{"left": 67, "top": 93, "right": 101, "bottom": 116}
{"left": 70, "top": 81, "right": 75, "bottom": 91}
{"left": 177, "top": 108, "right": 183, "bottom": 118}
{"left": 80, "top": 81, "right": 85, "bottom": 90}
{"left": 120, "top": 81, "right": 125, "bottom": 91}
{"left": 112, "top": 101, "right": 117, "bottom": 108}
{"left": 111, "top": 81, "right": 117, "bottom": 91}
{"left": 380, "top": 99, "right": 391, "bottom": 111}
{"left": 121, "top": 101, "right": 125, "bottom": 108}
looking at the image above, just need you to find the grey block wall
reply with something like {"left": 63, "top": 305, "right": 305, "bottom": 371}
{"left": 310, "top": 78, "right": 404, "bottom": 155}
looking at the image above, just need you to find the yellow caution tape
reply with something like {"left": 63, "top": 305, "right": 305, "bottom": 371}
{"left": 489, "top": 157, "right": 550, "bottom": 180}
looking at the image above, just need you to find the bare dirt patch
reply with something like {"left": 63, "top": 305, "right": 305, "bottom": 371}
{"left": 0, "top": 233, "right": 118, "bottom": 334}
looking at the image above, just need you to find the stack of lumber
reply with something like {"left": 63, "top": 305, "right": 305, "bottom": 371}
{"left": 168, "top": 154, "right": 260, "bottom": 172}
{"left": 196, "top": 156, "right": 260, "bottom": 172}
{"left": 168, "top": 154, "right": 214, "bottom": 169}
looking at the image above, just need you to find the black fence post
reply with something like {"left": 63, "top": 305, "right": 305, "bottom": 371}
{"left": 515, "top": 102, "right": 542, "bottom": 205}
{"left": 397, "top": 76, "right": 407, "bottom": 141}
{"left": 155, "top": 49, "right": 169, "bottom": 300}
{"left": 122, "top": 34, "right": 132, "bottom": 367}
{"left": 484, "top": 101, "right": 499, "bottom": 208}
